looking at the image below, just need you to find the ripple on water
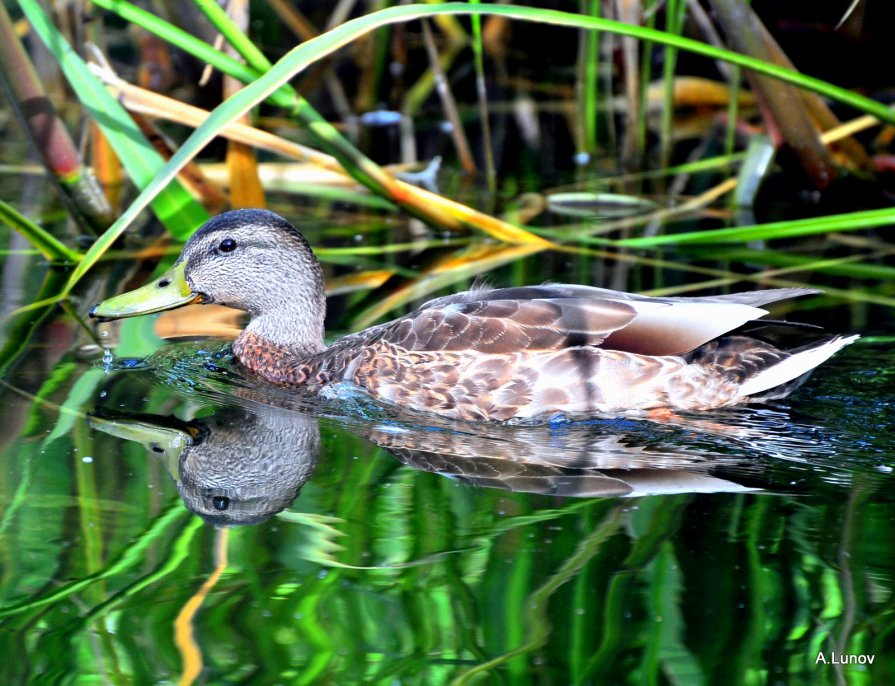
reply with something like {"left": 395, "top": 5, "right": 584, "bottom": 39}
{"left": 98, "top": 336, "right": 895, "bottom": 501}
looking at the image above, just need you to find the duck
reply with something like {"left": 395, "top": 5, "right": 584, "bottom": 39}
{"left": 90, "top": 208, "right": 858, "bottom": 421}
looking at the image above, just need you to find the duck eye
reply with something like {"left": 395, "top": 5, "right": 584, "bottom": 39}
{"left": 212, "top": 496, "right": 230, "bottom": 511}
{"left": 218, "top": 238, "right": 237, "bottom": 253}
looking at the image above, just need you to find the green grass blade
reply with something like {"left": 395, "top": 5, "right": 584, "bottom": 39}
{"left": 65, "top": 2, "right": 895, "bottom": 293}
{"left": 191, "top": 0, "right": 273, "bottom": 73}
{"left": 682, "top": 246, "right": 895, "bottom": 280}
{"left": 83, "top": 517, "right": 204, "bottom": 621}
{"left": 150, "top": 0, "right": 414, "bottom": 198}
{"left": 19, "top": 0, "right": 208, "bottom": 238}
{"left": 0, "top": 502, "right": 190, "bottom": 618}
{"left": 659, "top": 0, "right": 687, "bottom": 168}
{"left": 90, "top": 1, "right": 895, "bottom": 154}
{"left": 616, "top": 207, "right": 895, "bottom": 247}
{"left": 87, "top": 0, "right": 439, "bottom": 215}
{"left": 0, "top": 3, "right": 113, "bottom": 233}
{"left": 89, "top": 0, "right": 294, "bottom": 109}
{"left": 469, "top": 0, "right": 496, "bottom": 188}
{"left": 0, "top": 199, "right": 82, "bottom": 263}
{"left": 579, "top": 0, "right": 600, "bottom": 157}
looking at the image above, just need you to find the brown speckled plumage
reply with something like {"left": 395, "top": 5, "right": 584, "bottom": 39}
{"left": 97, "top": 210, "right": 859, "bottom": 421}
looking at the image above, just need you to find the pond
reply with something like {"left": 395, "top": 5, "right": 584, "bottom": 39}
{"left": 1, "top": 208, "right": 893, "bottom": 685}
{"left": 3, "top": 1, "right": 895, "bottom": 682}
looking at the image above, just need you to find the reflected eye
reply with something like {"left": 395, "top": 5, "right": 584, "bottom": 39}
{"left": 212, "top": 496, "right": 231, "bottom": 511}
{"left": 218, "top": 238, "right": 237, "bottom": 253}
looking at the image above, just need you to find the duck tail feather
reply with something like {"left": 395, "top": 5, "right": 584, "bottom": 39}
{"left": 683, "top": 287, "right": 822, "bottom": 307}
{"left": 738, "top": 334, "right": 859, "bottom": 398}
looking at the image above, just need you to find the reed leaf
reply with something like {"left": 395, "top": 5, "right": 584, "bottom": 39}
{"left": 18, "top": 0, "right": 208, "bottom": 238}
{"left": 0, "top": 270, "right": 67, "bottom": 380}
{"left": 683, "top": 246, "right": 895, "bottom": 281}
{"left": 0, "top": 199, "right": 81, "bottom": 263}
{"left": 64, "top": 1, "right": 895, "bottom": 295}
{"left": 616, "top": 207, "right": 895, "bottom": 247}
{"left": 0, "top": 3, "right": 113, "bottom": 232}
{"left": 88, "top": 0, "right": 268, "bottom": 98}
{"left": 0, "top": 502, "right": 190, "bottom": 618}
{"left": 93, "top": 0, "right": 548, "bottom": 245}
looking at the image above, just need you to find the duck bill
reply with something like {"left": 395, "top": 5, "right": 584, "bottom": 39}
{"left": 87, "top": 412, "right": 201, "bottom": 479}
{"left": 90, "top": 261, "right": 201, "bottom": 322}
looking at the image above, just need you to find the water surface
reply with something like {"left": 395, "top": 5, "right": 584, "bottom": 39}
{"left": 1, "top": 258, "right": 892, "bottom": 684}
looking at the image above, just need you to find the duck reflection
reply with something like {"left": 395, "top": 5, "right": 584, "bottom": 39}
{"left": 364, "top": 423, "right": 762, "bottom": 498}
{"left": 88, "top": 406, "right": 319, "bottom": 526}
{"left": 88, "top": 397, "right": 782, "bottom": 526}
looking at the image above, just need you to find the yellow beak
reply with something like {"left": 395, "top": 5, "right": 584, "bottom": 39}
{"left": 89, "top": 261, "right": 201, "bottom": 322}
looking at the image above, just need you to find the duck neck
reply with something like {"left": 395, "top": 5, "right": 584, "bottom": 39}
{"left": 233, "top": 304, "right": 326, "bottom": 384}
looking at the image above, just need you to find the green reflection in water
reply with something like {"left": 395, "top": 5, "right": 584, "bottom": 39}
{"left": 0, "top": 196, "right": 893, "bottom": 684}
{"left": 0, "top": 332, "right": 892, "bottom": 685}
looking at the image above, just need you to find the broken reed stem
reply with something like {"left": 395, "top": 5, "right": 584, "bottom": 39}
{"left": 94, "top": 65, "right": 553, "bottom": 246}
{"left": 0, "top": 2, "right": 113, "bottom": 233}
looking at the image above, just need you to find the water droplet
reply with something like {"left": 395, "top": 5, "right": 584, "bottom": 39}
{"left": 100, "top": 330, "right": 109, "bottom": 338}
{"left": 102, "top": 348, "right": 114, "bottom": 371}
{"left": 82, "top": 456, "right": 93, "bottom": 463}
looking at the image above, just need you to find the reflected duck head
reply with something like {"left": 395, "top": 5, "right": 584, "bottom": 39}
{"left": 88, "top": 406, "right": 319, "bottom": 526}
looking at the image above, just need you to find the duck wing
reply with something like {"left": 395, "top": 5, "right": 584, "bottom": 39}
{"left": 381, "top": 297, "right": 638, "bottom": 353}
{"left": 380, "top": 285, "right": 818, "bottom": 356}
{"left": 416, "top": 285, "right": 819, "bottom": 310}
{"left": 597, "top": 287, "right": 821, "bottom": 355}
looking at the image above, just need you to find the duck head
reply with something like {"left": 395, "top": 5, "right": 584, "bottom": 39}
{"left": 90, "top": 209, "right": 327, "bottom": 356}
{"left": 88, "top": 406, "right": 320, "bottom": 527}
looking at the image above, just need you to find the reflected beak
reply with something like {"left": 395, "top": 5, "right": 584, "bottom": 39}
{"left": 86, "top": 412, "right": 197, "bottom": 447}
{"left": 87, "top": 412, "right": 203, "bottom": 479}
{"left": 89, "top": 261, "right": 201, "bottom": 322}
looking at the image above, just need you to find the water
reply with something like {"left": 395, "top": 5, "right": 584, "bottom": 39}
{"left": 1, "top": 261, "right": 893, "bottom": 684}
